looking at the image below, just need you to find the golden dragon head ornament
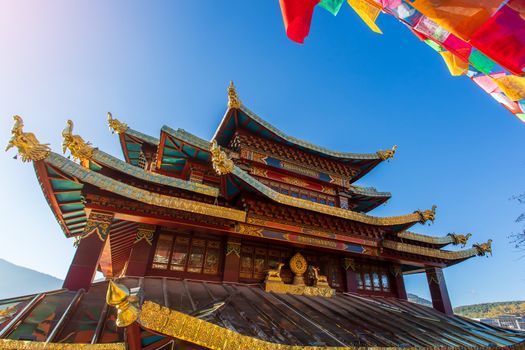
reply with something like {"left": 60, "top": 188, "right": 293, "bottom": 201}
{"left": 6, "top": 115, "right": 50, "bottom": 162}
{"left": 415, "top": 204, "right": 437, "bottom": 224}
{"left": 62, "top": 119, "right": 94, "bottom": 162}
{"left": 377, "top": 145, "right": 397, "bottom": 161}
{"left": 210, "top": 140, "right": 234, "bottom": 175}
{"left": 473, "top": 239, "right": 493, "bottom": 257}
{"left": 107, "top": 112, "right": 129, "bottom": 134}
{"left": 447, "top": 232, "right": 472, "bottom": 247}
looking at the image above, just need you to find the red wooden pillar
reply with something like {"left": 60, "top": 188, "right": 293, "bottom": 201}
{"left": 343, "top": 258, "right": 358, "bottom": 293}
{"left": 126, "top": 224, "right": 156, "bottom": 277}
{"left": 223, "top": 239, "right": 241, "bottom": 283}
{"left": 391, "top": 266, "right": 407, "bottom": 300}
{"left": 426, "top": 267, "right": 453, "bottom": 315}
{"left": 63, "top": 211, "right": 114, "bottom": 291}
{"left": 125, "top": 323, "right": 142, "bottom": 350}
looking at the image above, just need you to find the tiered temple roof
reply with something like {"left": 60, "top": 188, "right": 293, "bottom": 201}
{"left": 1, "top": 83, "right": 514, "bottom": 350}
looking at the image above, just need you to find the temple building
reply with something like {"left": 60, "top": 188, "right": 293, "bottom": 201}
{"left": 1, "top": 83, "right": 524, "bottom": 350}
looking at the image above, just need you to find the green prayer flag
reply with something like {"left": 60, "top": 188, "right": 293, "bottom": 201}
{"left": 469, "top": 50, "right": 496, "bottom": 75}
{"left": 424, "top": 39, "right": 444, "bottom": 52}
{"left": 319, "top": 0, "right": 345, "bottom": 15}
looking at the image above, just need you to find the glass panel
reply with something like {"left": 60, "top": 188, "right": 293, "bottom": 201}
{"left": 170, "top": 244, "right": 189, "bottom": 271}
{"left": 381, "top": 273, "right": 390, "bottom": 292}
{"left": 254, "top": 248, "right": 267, "bottom": 279}
{"left": 204, "top": 244, "right": 220, "bottom": 275}
{"left": 372, "top": 272, "right": 380, "bottom": 290}
{"left": 152, "top": 233, "right": 173, "bottom": 269}
{"left": 267, "top": 250, "right": 280, "bottom": 268}
{"left": 357, "top": 273, "right": 364, "bottom": 290}
{"left": 9, "top": 292, "right": 77, "bottom": 341}
{"left": 240, "top": 246, "right": 254, "bottom": 279}
{"left": 187, "top": 243, "right": 204, "bottom": 273}
{"left": 364, "top": 272, "right": 372, "bottom": 290}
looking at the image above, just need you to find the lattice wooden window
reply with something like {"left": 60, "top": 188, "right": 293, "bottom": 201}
{"left": 152, "top": 232, "right": 221, "bottom": 275}
{"left": 356, "top": 264, "right": 391, "bottom": 293}
{"left": 240, "top": 245, "right": 290, "bottom": 281}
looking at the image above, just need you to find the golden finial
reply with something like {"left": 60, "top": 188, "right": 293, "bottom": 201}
{"left": 107, "top": 112, "right": 129, "bottom": 134}
{"left": 106, "top": 280, "right": 140, "bottom": 327}
{"left": 210, "top": 140, "right": 234, "bottom": 175}
{"left": 415, "top": 204, "right": 437, "bottom": 224}
{"left": 447, "top": 233, "right": 472, "bottom": 247}
{"left": 377, "top": 145, "right": 397, "bottom": 161}
{"left": 62, "top": 119, "right": 94, "bottom": 162}
{"left": 228, "top": 81, "right": 241, "bottom": 109}
{"left": 473, "top": 239, "right": 493, "bottom": 257}
{"left": 6, "top": 115, "right": 50, "bottom": 162}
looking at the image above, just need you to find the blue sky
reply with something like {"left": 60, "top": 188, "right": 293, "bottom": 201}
{"left": 0, "top": 0, "right": 524, "bottom": 306}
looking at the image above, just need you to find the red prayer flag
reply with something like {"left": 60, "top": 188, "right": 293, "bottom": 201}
{"left": 279, "top": 0, "right": 320, "bottom": 44}
{"left": 470, "top": 0, "right": 525, "bottom": 76}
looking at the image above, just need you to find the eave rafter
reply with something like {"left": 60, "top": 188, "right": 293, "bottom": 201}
{"left": 398, "top": 231, "right": 473, "bottom": 247}
{"left": 382, "top": 239, "right": 492, "bottom": 262}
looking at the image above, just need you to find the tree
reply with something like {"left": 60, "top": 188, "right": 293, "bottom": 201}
{"left": 511, "top": 193, "right": 525, "bottom": 251}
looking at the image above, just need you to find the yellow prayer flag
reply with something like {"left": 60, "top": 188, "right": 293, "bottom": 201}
{"left": 347, "top": 0, "right": 383, "bottom": 34}
{"left": 493, "top": 75, "right": 525, "bottom": 102}
{"left": 407, "top": 0, "right": 500, "bottom": 42}
{"left": 439, "top": 51, "right": 468, "bottom": 76}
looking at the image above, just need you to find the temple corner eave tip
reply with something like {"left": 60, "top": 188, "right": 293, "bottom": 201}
{"left": 6, "top": 115, "right": 51, "bottom": 163}
{"left": 376, "top": 144, "right": 397, "bottom": 161}
{"left": 107, "top": 112, "right": 129, "bottom": 134}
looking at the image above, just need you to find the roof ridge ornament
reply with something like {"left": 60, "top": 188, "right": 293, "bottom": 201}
{"left": 377, "top": 145, "right": 397, "bottom": 161}
{"left": 62, "top": 119, "right": 94, "bottom": 162}
{"left": 415, "top": 204, "right": 437, "bottom": 224}
{"left": 106, "top": 280, "right": 140, "bottom": 327}
{"left": 6, "top": 115, "right": 51, "bottom": 162}
{"left": 210, "top": 140, "right": 234, "bottom": 175}
{"left": 228, "top": 80, "right": 241, "bottom": 109}
{"left": 447, "top": 232, "right": 472, "bottom": 247}
{"left": 473, "top": 239, "right": 493, "bottom": 257}
{"left": 107, "top": 112, "right": 129, "bottom": 134}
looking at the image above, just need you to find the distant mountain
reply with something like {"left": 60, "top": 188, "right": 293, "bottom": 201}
{"left": 408, "top": 293, "right": 432, "bottom": 307}
{"left": 0, "top": 258, "right": 63, "bottom": 300}
{"left": 454, "top": 301, "right": 525, "bottom": 319}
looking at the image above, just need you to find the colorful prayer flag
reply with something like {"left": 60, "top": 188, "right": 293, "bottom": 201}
{"left": 347, "top": 0, "right": 383, "bottom": 34}
{"left": 493, "top": 75, "right": 525, "bottom": 101}
{"left": 279, "top": 0, "right": 320, "bottom": 44}
{"left": 320, "top": 0, "right": 345, "bottom": 16}
{"left": 439, "top": 51, "right": 468, "bottom": 76}
{"left": 406, "top": 0, "right": 501, "bottom": 41}
{"left": 469, "top": 49, "right": 496, "bottom": 75}
{"left": 470, "top": 0, "right": 525, "bottom": 76}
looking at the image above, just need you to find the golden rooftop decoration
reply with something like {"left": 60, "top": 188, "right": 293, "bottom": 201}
{"left": 265, "top": 262, "right": 284, "bottom": 283}
{"left": 415, "top": 204, "right": 437, "bottom": 224}
{"left": 62, "top": 119, "right": 94, "bottom": 162}
{"left": 376, "top": 145, "right": 397, "bottom": 160}
{"left": 0, "top": 339, "right": 126, "bottom": 349}
{"left": 264, "top": 252, "right": 335, "bottom": 297}
{"left": 227, "top": 80, "right": 241, "bottom": 109}
{"left": 311, "top": 266, "right": 329, "bottom": 287}
{"left": 140, "top": 301, "right": 309, "bottom": 350}
{"left": 290, "top": 252, "right": 308, "bottom": 285}
{"left": 107, "top": 112, "right": 129, "bottom": 134}
{"left": 210, "top": 140, "right": 234, "bottom": 175}
{"left": 6, "top": 115, "right": 50, "bottom": 162}
{"left": 106, "top": 280, "right": 140, "bottom": 327}
{"left": 474, "top": 239, "right": 493, "bottom": 256}
{"left": 447, "top": 232, "right": 472, "bottom": 247}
